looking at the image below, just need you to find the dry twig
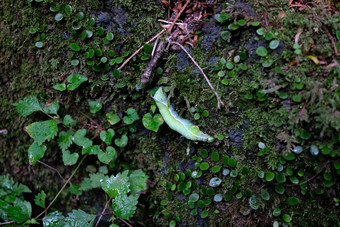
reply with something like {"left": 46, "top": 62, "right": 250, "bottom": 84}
{"left": 118, "top": 28, "right": 166, "bottom": 71}
{"left": 168, "top": 0, "right": 191, "bottom": 34}
{"left": 95, "top": 198, "right": 112, "bottom": 227}
{"left": 171, "top": 41, "right": 225, "bottom": 109}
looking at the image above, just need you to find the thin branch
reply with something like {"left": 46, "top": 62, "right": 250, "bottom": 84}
{"left": 118, "top": 28, "right": 166, "bottom": 71}
{"left": 322, "top": 25, "right": 339, "bottom": 56}
{"left": 34, "top": 155, "right": 87, "bottom": 219}
{"left": 168, "top": 0, "right": 191, "bottom": 34}
{"left": 171, "top": 42, "right": 225, "bottom": 109}
{"left": 37, "top": 160, "right": 67, "bottom": 183}
{"left": 0, "top": 221, "right": 15, "bottom": 226}
{"left": 117, "top": 217, "right": 133, "bottom": 227}
{"left": 95, "top": 198, "right": 112, "bottom": 227}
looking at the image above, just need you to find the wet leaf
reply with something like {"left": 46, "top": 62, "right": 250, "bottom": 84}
{"left": 34, "top": 190, "right": 46, "bottom": 208}
{"left": 98, "top": 146, "right": 117, "bottom": 164}
{"left": 142, "top": 113, "right": 164, "bottom": 132}
{"left": 128, "top": 169, "right": 148, "bottom": 194}
{"left": 72, "top": 129, "right": 92, "bottom": 148}
{"left": 15, "top": 96, "right": 42, "bottom": 116}
{"left": 28, "top": 142, "right": 47, "bottom": 165}
{"left": 106, "top": 112, "right": 120, "bottom": 125}
{"left": 89, "top": 100, "right": 102, "bottom": 114}
{"left": 112, "top": 194, "right": 139, "bottom": 220}
{"left": 43, "top": 101, "right": 59, "bottom": 115}
{"left": 67, "top": 74, "right": 88, "bottom": 90}
{"left": 57, "top": 131, "right": 73, "bottom": 151}
{"left": 26, "top": 120, "right": 58, "bottom": 145}
{"left": 101, "top": 172, "right": 130, "bottom": 198}
{"left": 62, "top": 150, "right": 79, "bottom": 166}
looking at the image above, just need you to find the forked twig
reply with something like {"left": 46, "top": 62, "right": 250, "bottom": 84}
{"left": 34, "top": 155, "right": 87, "bottom": 219}
{"left": 168, "top": 0, "right": 191, "bottom": 34}
{"left": 37, "top": 160, "right": 67, "bottom": 183}
{"left": 118, "top": 28, "right": 166, "bottom": 71}
{"left": 95, "top": 198, "right": 112, "bottom": 227}
{"left": 171, "top": 42, "right": 225, "bottom": 109}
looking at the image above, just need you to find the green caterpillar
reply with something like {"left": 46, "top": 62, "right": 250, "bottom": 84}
{"left": 153, "top": 87, "right": 214, "bottom": 143}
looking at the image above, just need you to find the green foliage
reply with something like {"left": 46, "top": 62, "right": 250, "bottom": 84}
{"left": 89, "top": 100, "right": 102, "bottom": 114}
{"left": 113, "top": 194, "right": 139, "bottom": 219}
{"left": 142, "top": 113, "right": 164, "bottom": 132}
{"left": 26, "top": 120, "right": 58, "bottom": 145}
{"left": 28, "top": 142, "right": 47, "bottom": 165}
{"left": 43, "top": 210, "right": 95, "bottom": 226}
{"left": 34, "top": 190, "right": 46, "bottom": 208}
{"left": 67, "top": 74, "right": 88, "bottom": 90}
{"left": 14, "top": 96, "right": 42, "bottom": 116}
{"left": 123, "top": 108, "right": 140, "bottom": 125}
{"left": 0, "top": 175, "right": 32, "bottom": 223}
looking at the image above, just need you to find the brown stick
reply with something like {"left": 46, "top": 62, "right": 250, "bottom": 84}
{"left": 118, "top": 28, "right": 166, "bottom": 71}
{"left": 322, "top": 25, "right": 339, "bottom": 56}
{"left": 95, "top": 198, "right": 112, "bottom": 227}
{"left": 141, "top": 40, "right": 165, "bottom": 84}
{"left": 168, "top": 0, "right": 191, "bottom": 34}
{"left": 171, "top": 42, "right": 225, "bottom": 109}
{"left": 37, "top": 160, "right": 67, "bottom": 183}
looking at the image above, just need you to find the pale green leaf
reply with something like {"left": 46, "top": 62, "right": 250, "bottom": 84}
{"left": 43, "top": 101, "right": 59, "bottom": 115}
{"left": 114, "top": 134, "right": 128, "bottom": 148}
{"left": 14, "top": 96, "right": 42, "bottom": 116}
{"left": 43, "top": 211, "right": 65, "bottom": 227}
{"left": 89, "top": 101, "right": 102, "bottom": 114}
{"left": 65, "top": 210, "right": 95, "bottom": 226}
{"left": 142, "top": 113, "right": 164, "bottom": 132}
{"left": 63, "top": 114, "right": 76, "bottom": 126}
{"left": 81, "top": 145, "right": 101, "bottom": 155}
{"left": 106, "top": 113, "right": 120, "bottom": 125}
{"left": 128, "top": 170, "right": 148, "bottom": 194}
{"left": 112, "top": 194, "right": 139, "bottom": 220}
{"left": 57, "top": 131, "right": 73, "bottom": 151}
{"left": 100, "top": 129, "right": 114, "bottom": 144}
{"left": 72, "top": 129, "right": 92, "bottom": 148}
{"left": 25, "top": 120, "right": 58, "bottom": 145}
{"left": 98, "top": 146, "right": 117, "bottom": 164}
{"left": 62, "top": 150, "right": 79, "bottom": 166}
{"left": 67, "top": 74, "right": 88, "bottom": 91}
{"left": 101, "top": 172, "right": 130, "bottom": 198}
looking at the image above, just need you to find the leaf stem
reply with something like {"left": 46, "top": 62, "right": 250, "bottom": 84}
{"left": 34, "top": 155, "right": 87, "bottom": 220}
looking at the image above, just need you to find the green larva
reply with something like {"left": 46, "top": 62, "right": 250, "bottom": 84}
{"left": 153, "top": 87, "right": 214, "bottom": 142}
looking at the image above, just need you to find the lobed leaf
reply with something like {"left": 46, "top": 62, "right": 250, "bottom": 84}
{"left": 14, "top": 96, "right": 42, "bottom": 116}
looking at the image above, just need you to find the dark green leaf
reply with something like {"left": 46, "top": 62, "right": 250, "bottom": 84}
{"left": 7, "top": 199, "right": 31, "bottom": 223}
{"left": 123, "top": 108, "right": 139, "bottom": 124}
{"left": 286, "top": 196, "right": 299, "bottom": 206}
{"left": 70, "top": 43, "right": 81, "bottom": 51}
{"left": 34, "top": 190, "right": 46, "bottom": 208}
{"left": 261, "top": 189, "right": 270, "bottom": 201}
{"left": 64, "top": 5, "right": 72, "bottom": 15}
